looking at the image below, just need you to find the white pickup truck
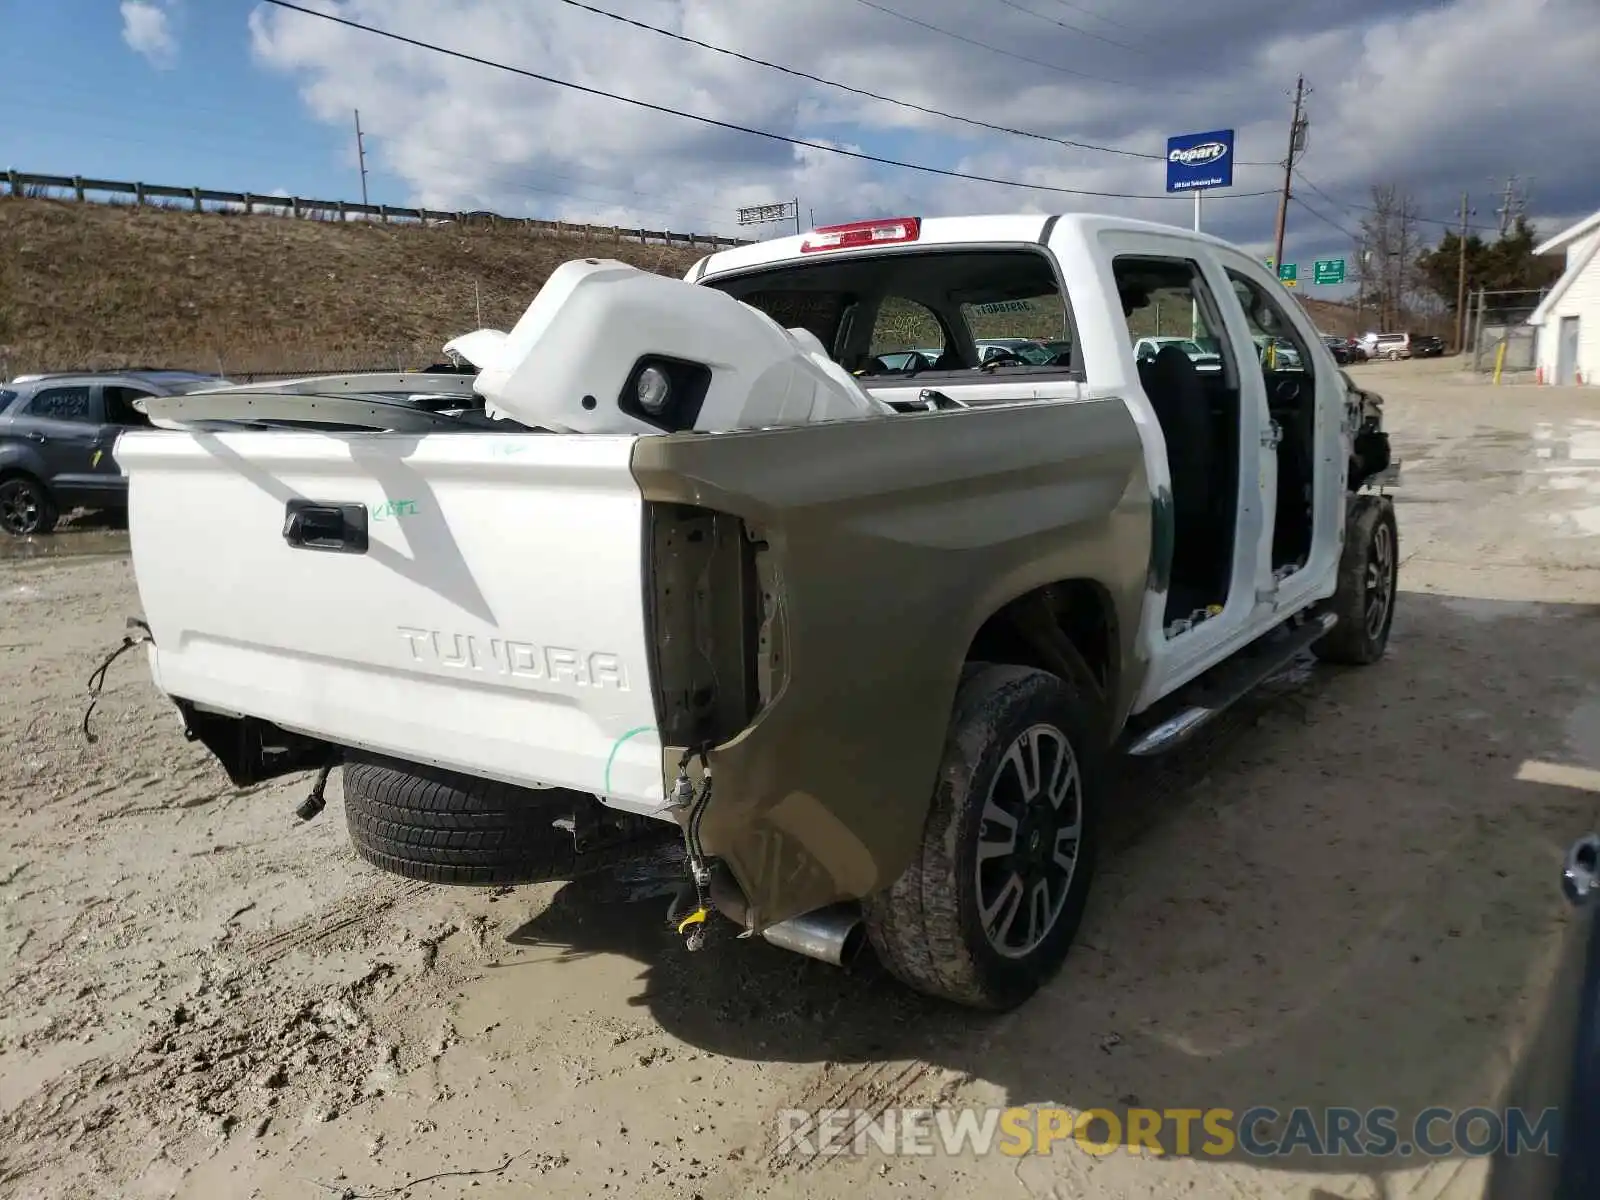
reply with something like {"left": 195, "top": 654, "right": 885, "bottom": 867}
{"left": 117, "top": 213, "right": 1397, "bottom": 1011}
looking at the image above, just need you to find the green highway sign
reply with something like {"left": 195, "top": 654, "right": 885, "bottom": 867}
{"left": 1278, "top": 262, "right": 1298, "bottom": 283}
{"left": 1313, "top": 258, "right": 1347, "bottom": 285}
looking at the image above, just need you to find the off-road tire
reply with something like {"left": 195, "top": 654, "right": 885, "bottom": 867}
{"left": 1313, "top": 494, "right": 1398, "bottom": 665}
{"left": 861, "top": 663, "right": 1104, "bottom": 1011}
{"left": 0, "top": 474, "right": 58, "bottom": 537}
{"left": 342, "top": 751, "right": 672, "bottom": 885}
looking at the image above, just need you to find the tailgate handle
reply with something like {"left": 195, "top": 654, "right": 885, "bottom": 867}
{"left": 282, "top": 499, "right": 368, "bottom": 554}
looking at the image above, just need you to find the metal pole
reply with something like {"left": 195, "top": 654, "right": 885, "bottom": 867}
{"left": 1471, "top": 288, "right": 1485, "bottom": 372}
{"left": 1454, "top": 191, "right": 1471, "bottom": 353}
{"left": 354, "top": 109, "right": 369, "bottom": 208}
{"left": 794, "top": 197, "right": 801, "bottom": 236}
{"left": 1271, "top": 75, "right": 1306, "bottom": 277}
{"left": 1191, "top": 189, "right": 1202, "bottom": 337}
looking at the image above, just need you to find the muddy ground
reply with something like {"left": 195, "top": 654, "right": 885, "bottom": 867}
{"left": 2, "top": 361, "right": 1598, "bottom": 1199}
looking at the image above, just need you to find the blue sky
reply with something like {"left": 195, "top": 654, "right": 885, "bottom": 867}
{"left": 2, "top": 0, "right": 1596, "bottom": 279}
{"left": 3, "top": 0, "right": 401, "bottom": 205}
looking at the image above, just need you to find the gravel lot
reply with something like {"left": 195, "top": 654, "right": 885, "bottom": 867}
{"left": 2, "top": 361, "right": 1598, "bottom": 1200}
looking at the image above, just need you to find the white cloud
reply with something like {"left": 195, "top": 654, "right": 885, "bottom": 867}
{"left": 247, "top": 0, "right": 1600, "bottom": 257}
{"left": 122, "top": 0, "right": 179, "bottom": 70}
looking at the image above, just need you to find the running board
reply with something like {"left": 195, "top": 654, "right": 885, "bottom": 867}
{"left": 1125, "top": 612, "right": 1337, "bottom": 757}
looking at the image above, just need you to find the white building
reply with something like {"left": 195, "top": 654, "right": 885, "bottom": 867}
{"left": 1529, "top": 209, "right": 1600, "bottom": 385}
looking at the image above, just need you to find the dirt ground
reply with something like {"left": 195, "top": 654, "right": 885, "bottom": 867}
{"left": 2, "top": 360, "right": 1598, "bottom": 1200}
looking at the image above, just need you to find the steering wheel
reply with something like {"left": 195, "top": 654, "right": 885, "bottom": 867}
{"left": 979, "top": 348, "right": 1025, "bottom": 371}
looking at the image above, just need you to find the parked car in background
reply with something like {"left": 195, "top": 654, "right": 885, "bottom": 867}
{"left": 975, "top": 337, "right": 1056, "bottom": 365}
{"left": 1409, "top": 333, "right": 1446, "bottom": 358}
{"left": 1361, "top": 332, "right": 1413, "bottom": 361}
{"left": 870, "top": 348, "right": 945, "bottom": 372}
{"left": 0, "top": 370, "right": 228, "bottom": 536}
{"left": 1132, "top": 335, "right": 1223, "bottom": 372}
{"left": 1252, "top": 334, "right": 1303, "bottom": 370}
{"left": 1321, "top": 335, "right": 1354, "bottom": 365}
{"left": 1344, "top": 337, "right": 1369, "bottom": 363}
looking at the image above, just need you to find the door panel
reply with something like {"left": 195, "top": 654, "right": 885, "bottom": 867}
{"left": 95, "top": 386, "right": 157, "bottom": 490}
{"left": 17, "top": 386, "right": 104, "bottom": 498}
{"left": 1212, "top": 250, "right": 1345, "bottom": 616}
{"left": 1557, "top": 316, "right": 1580, "bottom": 386}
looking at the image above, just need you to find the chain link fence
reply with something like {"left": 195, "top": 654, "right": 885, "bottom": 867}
{"left": 1468, "top": 288, "right": 1549, "bottom": 375}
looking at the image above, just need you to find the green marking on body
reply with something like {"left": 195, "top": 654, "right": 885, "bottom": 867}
{"left": 603, "top": 725, "right": 658, "bottom": 796}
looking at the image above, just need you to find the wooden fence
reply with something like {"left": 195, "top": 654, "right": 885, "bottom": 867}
{"left": 3, "top": 169, "right": 750, "bottom": 251}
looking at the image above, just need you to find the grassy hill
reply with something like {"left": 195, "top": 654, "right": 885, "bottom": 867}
{"left": 0, "top": 196, "right": 1370, "bottom": 379}
{"left": 0, "top": 197, "right": 706, "bottom": 378}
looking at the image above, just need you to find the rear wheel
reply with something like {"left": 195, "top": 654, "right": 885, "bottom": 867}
{"left": 1313, "top": 495, "right": 1398, "bottom": 665}
{"left": 341, "top": 751, "right": 674, "bottom": 885}
{"left": 862, "top": 664, "right": 1104, "bottom": 1011}
{"left": 0, "top": 476, "right": 58, "bottom": 537}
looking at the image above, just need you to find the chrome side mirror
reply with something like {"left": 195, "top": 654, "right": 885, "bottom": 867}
{"left": 1563, "top": 835, "right": 1600, "bottom": 907}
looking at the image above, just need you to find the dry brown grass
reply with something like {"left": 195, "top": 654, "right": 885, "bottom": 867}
{"left": 0, "top": 196, "right": 1370, "bottom": 379}
{"left": 0, "top": 197, "right": 706, "bottom": 378}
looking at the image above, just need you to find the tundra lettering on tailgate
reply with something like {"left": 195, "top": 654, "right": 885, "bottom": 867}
{"left": 397, "top": 627, "right": 629, "bottom": 689}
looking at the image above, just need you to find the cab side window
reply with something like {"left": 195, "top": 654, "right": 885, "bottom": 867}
{"left": 24, "top": 386, "right": 93, "bottom": 422}
{"left": 1227, "top": 274, "right": 1314, "bottom": 380}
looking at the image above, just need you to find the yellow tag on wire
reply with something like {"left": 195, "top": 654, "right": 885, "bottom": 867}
{"left": 676, "top": 907, "right": 709, "bottom": 935}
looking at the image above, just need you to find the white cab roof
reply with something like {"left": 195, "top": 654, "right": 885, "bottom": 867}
{"left": 693, "top": 212, "right": 1245, "bottom": 281}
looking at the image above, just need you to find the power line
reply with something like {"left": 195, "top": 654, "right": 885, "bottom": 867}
{"left": 1294, "top": 168, "right": 1499, "bottom": 233}
{"left": 1039, "top": 0, "right": 1143, "bottom": 35}
{"left": 259, "top": 0, "right": 1280, "bottom": 202}
{"left": 1290, "top": 194, "right": 1359, "bottom": 242}
{"left": 554, "top": 0, "right": 1168, "bottom": 161}
{"left": 988, "top": 0, "right": 1148, "bottom": 55}
{"left": 850, "top": 0, "right": 1193, "bottom": 93}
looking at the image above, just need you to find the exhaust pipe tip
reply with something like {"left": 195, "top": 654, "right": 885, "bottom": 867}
{"left": 759, "top": 902, "right": 866, "bottom": 968}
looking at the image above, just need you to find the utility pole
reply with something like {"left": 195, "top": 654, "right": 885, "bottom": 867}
{"left": 1454, "top": 192, "right": 1474, "bottom": 353}
{"left": 353, "top": 109, "right": 369, "bottom": 208}
{"left": 1270, "top": 75, "right": 1308, "bottom": 278}
{"left": 1495, "top": 174, "right": 1524, "bottom": 237}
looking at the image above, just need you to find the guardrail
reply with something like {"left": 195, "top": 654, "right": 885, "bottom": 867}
{"left": 3, "top": 168, "right": 750, "bottom": 251}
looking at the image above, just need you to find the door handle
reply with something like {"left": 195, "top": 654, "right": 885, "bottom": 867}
{"left": 282, "top": 499, "right": 369, "bottom": 554}
{"left": 25, "top": 431, "right": 47, "bottom": 444}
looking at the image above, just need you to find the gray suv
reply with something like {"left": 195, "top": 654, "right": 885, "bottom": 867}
{"left": 0, "top": 370, "right": 227, "bottom": 535}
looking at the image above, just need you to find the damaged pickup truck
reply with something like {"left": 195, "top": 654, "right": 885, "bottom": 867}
{"left": 115, "top": 213, "right": 1397, "bottom": 1011}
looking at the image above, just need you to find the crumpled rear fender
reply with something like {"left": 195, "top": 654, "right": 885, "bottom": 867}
{"left": 630, "top": 396, "right": 1151, "bottom": 929}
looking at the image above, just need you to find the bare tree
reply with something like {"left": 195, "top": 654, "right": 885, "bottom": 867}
{"left": 1353, "top": 184, "right": 1425, "bottom": 330}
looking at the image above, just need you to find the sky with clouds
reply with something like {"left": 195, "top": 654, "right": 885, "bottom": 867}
{"left": 3, "top": 0, "right": 1598, "bottom": 280}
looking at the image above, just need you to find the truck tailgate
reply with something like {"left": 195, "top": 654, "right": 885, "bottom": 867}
{"left": 116, "top": 429, "right": 666, "bottom": 813}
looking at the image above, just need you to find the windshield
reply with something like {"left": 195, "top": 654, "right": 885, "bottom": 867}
{"left": 704, "top": 248, "right": 1077, "bottom": 379}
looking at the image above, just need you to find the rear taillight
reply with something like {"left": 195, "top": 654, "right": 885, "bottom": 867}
{"left": 800, "top": 217, "right": 921, "bottom": 254}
